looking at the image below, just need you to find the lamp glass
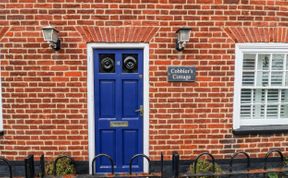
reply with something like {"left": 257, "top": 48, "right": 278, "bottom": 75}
{"left": 42, "top": 28, "right": 53, "bottom": 42}
{"left": 179, "top": 29, "right": 190, "bottom": 42}
{"left": 42, "top": 27, "right": 59, "bottom": 43}
{"left": 177, "top": 31, "right": 181, "bottom": 42}
{"left": 51, "top": 29, "right": 59, "bottom": 43}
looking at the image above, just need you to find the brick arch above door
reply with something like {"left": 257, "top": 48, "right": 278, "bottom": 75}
{"left": 76, "top": 26, "right": 159, "bottom": 43}
{"left": 224, "top": 27, "right": 288, "bottom": 43}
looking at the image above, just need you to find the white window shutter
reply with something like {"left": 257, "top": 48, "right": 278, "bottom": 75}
{"left": 234, "top": 44, "right": 288, "bottom": 127}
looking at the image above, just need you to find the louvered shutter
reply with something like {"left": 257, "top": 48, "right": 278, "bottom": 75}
{"left": 240, "top": 53, "right": 288, "bottom": 122}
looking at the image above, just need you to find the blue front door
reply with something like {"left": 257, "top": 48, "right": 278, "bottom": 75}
{"left": 94, "top": 49, "right": 144, "bottom": 173}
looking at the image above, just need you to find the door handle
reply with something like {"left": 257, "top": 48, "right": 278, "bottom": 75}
{"left": 135, "top": 105, "right": 143, "bottom": 116}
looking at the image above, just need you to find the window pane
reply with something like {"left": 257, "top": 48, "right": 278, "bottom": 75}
{"left": 267, "top": 105, "right": 278, "bottom": 119}
{"left": 254, "top": 89, "right": 265, "bottom": 103}
{"left": 253, "top": 104, "right": 265, "bottom": 119}
{"left": 243, "top": 54, "right": 256, "bottom": 70}
{"left": 271, "top": 72, "right": 283, "bottom": 86}
{"left": 251, "top": 105, "right": 255, "bottom": 119}
{"left": 240, "top": 105, "right": 251, "bottom": 119}
{"left": 267, "top": 89, "right": 279, "bottom": 104}
{"left": 258, "top": 54, "right": 270, "bottom": 71}
{"left": 285, "top": 72, "right": 288, "bottom": 86}
{"left": 241, "top": 89, "right": 252, "bottom": 103}
{"left": 286, "top": 55, "right": 288, "bottom": 69}
{"left": 280, "top": 90, "right": 288, "bottom": 118}
{"left": 280, "top": 105, "right": 288, "bottom": 118}
{"left": 242, "top": 72, "right": 255, "bottom": 86}
{"left": 281, "top": 89, "right": 288, "bottom": 103}
{"left": 272, "top": 54, "right": 284, "bottom": 70}
{"left": 122, "top": 54, "right": 138, "bottom": 73}
{"left": 99, "top": 54, "right": 115, "bottom": 73}
{"left": 256, "top": 71, "right": 269, "bottom": 86}
{"left": 253, "top": 89, "right": 265, "bottom": 119}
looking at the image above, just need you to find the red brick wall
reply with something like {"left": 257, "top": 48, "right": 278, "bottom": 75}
{"left": 0, "top": 0, "right": 288, "bottom": 161}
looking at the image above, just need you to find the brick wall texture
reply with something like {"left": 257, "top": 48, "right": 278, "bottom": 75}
{"left": 1, "top": 0, "right": 288, "bottom": 161}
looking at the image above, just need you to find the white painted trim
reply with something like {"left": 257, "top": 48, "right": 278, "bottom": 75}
{"left": 87, "top": 43, "right": 150, "bottom": 174}
{"left": 240, "top": 119, "right": 288, "bottom": 126}
{"left": 236, "top": 43, "right": 288, "bottom": 50}
{"left": 87, "top": 46, "right": 95, "bottom": 174}
{"left": 0, "top": 60, "right": 3, "bottom": 131}
{"left": 142, "top": 44, "right": 150, "bottom": 173}
{"left": 233, "top": 44, "right": 243, "bottom": 129}
{"left": 233, "top": 43, "right": 288, "bottom": 129}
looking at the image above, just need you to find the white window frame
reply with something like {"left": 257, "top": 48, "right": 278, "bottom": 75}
{"left": 234, "top": 43, "right": 288, "bottom": 129}
{"left": 0, "top": 67, "right": 3, "bottom": 131}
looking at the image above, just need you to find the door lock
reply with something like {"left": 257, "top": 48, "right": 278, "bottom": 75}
{"left": 135, "top": 105, "right": 143, "bottom": 116}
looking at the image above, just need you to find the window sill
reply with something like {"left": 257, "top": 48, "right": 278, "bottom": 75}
{"left": 233, "top": 125, "right": 288, "bottom": 135}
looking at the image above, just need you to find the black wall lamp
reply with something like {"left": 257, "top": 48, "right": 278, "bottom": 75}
{"left": 176, "top": 27, "right": 192, "bottom": 51}
{"left": 42, "top": 26, "right": 61, "bottom": 51}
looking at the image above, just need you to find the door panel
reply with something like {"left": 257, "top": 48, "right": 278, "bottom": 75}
{"left": 99, "top": 80, "right": 116, "bottom": 118}
{"left": 122, "top": 80, "right": 138, "bottom": 117}
{"left": 94, "top": 49, "right": 143, "bottom": 173}
{"left": 122, "top": 129, "right": 138, "bottom": 166}
{"left": 99, "top": 129, "right": 116, "bottom": 167}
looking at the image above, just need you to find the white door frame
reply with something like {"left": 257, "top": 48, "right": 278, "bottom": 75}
{"left": 87, "top": 43, "right": 150, "bottom": 174}
{"left": 0, "top": 60, "right": 3, "bottom": 131}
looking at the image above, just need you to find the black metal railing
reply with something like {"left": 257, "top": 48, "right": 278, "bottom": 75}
{"left": 172, "top": 151, "right": 180, "bottom": 178}
{"left": 229, "top": 151, "right": 250, "bottom": 178}
{"left": 25, "top": 154, "right": 35, "bottom": 178}
{"left": 0, "top": 149, "right": 287, "bottom": 178}
{"left": 39, "top": 154, "right": 45, "bottom": 178}
{"left": 263, "top": 149, "right": 285, "bottom": 178}
{"left": 160, "top": 152, "right": 164, "bottom": 177}
{"left": 53, "top": 155, "right": 74, "bottom": 176}
{"left": 175, "top": 149, "right": 288, "bottom": 177}
{"left": 129, "top": 154, "right": 151, "bottom": 175}
{"left": 193, "top": 152, "right": 216, "bottom": 176}
{"left": 0, "top": 157, "right": 12, "bottom": 178}
{"left": 89, "top": 153, "right": 163, "bottom": 177}
{"left": 91, "top": 153, "right": 115, "bottom": 175}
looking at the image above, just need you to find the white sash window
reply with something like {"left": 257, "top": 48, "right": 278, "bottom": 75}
{"left": 234, "top": 44, "right": 288, "bottom": 129}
